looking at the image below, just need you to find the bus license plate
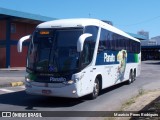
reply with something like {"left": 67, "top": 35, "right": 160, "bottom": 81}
{"left": 42, "top": 90, "right": 52, "bottom": 94}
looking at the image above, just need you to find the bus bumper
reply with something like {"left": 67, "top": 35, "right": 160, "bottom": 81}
{"left": 25, "top": 81, "right": 80, "bottom": 98}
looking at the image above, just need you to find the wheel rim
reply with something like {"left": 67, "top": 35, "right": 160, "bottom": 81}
{"left": 133, "top": 71, "right": 136, "bottom": 81}
{"left": 129, "top": 72, "right": 132, "bottom": 83}
{"left": 129, "top": 78, "right": 132, "bottom": 83}
{"left": 93, "top": 80, "right": 99, "bottom": 97}
{"left": 131, "top": 71, "right": 134, "bottom": 82}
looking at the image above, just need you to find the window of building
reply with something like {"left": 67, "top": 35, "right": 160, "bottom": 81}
{"left": 11, "top": 23, "right": 16, "bottom": 33}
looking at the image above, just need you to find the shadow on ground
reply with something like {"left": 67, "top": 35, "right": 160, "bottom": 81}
{"left": 0, "top": 91, "right": 83, "bottom": 110}
{"left": 0, "top": 81, "right": 129, "bottom": 111}
{"left": 144, "top": 61, "right": 160, "bottom": 65}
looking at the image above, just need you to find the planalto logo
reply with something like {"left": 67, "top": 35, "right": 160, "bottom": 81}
{"left": 50, "top": 77, "right": 66, "bottom": 82}
{"left": 104, "top": 53, "right": 115, "bottom": 62}
{"left": 48, "top": 65, "right": 55, "bottom": 72}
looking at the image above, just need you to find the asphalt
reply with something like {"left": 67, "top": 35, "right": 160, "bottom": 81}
{"left": 0, "top": 67, "right": 25, "bottom": 88}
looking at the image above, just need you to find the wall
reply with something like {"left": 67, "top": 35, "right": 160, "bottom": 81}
{"left": 10, "top": 21, "right": 36, "bottom": 67}
{"left": 0, "top": 20, "right": 6, "bottom": 68}
{"left": 0, "top": 20, "right": 37, "bottom": 68}
{"left": 0, "top": 20, "right": 6, "bottom": 39}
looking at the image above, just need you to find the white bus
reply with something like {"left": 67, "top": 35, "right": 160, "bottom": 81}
{"left": 17, "top": 18, "right": 141, "bottom": 99}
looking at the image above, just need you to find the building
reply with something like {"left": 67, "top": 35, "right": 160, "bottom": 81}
{"left": 0, "top": 8, "right": 152, "bottom": 68}
{"left": 0, "top": 7, "right": 54, "bottom": 68}
{"left": 127, "top": 32, "right": 148, "bottom": 40}
{"left": 141, "top": 36, "right": 160, "bottom": 60}
{"left": 137, "top": 30, "right": 149, "bottom": 40}
{"left": 128, "top": 32, "right": 160, "bottom": 61}
{"left": 128, "top": 32, "right": 160, "bottom": 60}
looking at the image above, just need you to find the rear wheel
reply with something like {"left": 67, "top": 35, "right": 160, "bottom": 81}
{"left": 89, "top": 78, "right": 100, "bottom": 100}
{"left": 133, "top": 70, "right": 136, "bottom": 81}
{"left": 127, "top": 71, "right": 134, "bottom": 84}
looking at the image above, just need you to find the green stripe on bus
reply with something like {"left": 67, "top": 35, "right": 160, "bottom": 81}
{"left": 134, "top": 54, "right": 139, "bottom": 63}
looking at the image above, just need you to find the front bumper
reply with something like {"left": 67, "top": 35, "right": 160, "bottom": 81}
{"left": 25, "top": 81, "right": 80, "bottom": 98}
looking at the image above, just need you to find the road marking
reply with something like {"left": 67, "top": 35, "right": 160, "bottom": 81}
{"left": 0, "top": 88, "right": 14, "bottom": 93}
{"left": 10, "top": 81, "right": 24, "bottom": 87}
{"left": 19, "top": 86, "right": 25, "bottom": 89}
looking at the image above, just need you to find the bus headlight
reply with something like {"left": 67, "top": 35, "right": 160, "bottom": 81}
{"left": 63, "top": 80, "right": 75, "bottom": 85}
{"left": 75, "top": 78, "right": 80, "bottom": 82}
{"left": 25, "top": 77, "right": 32, "bottom": 88}
{"left": 25, "top": 77, "right": 31, "bottom": 82}
{"left": 66, "top": 78, "right": 80, "bottom": 84}
{"left": 67, "top": 80, "right": 74, "bottom": 84}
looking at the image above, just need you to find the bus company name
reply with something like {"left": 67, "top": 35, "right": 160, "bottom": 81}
{"left": 104, "top": 53, "right": 115, "bottom": 62}
{"left": 50, "top": 77, "right": 66, "bottom": 82}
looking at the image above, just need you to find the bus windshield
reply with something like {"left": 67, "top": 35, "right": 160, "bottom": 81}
{"left": 27, "top": 28, "right": 83, "bottom": 72}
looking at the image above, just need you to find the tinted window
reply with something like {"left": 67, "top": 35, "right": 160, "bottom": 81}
{"left": 99, "top": 29, "right": 107, "bottom": 51}
{"left": 98, "top": 28, "right": 140, "bottom": 53}
{"left": 84, "top": 26, "right": 98, "bottom": 41}
{"left": 81, "top": 26, "right": 98, "bottom": 68}
{"left": 99, "top": 28, "right": 112, "bottom": 52}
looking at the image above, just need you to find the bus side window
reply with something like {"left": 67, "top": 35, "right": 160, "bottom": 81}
{"left": 98, "top": 29, "right": 107, "bottom": 52}
{"left": 106, "top": 33, "right": 111, "bottom": 50}
{"left": 111, "top": 36, "right": 116, "bottom": 51}
{"left": 27, "top": 41, "right": 37, "bottom": 69}
{"left": 81, "top": 26, "right": 98, "bottom": 68}
{"left": 98, "top": 28, "right": 113, "bottom": 53}
{"left": 81, "top": 41, "right": 90, "bottom": 65}
{"left": 126, "top": 39, "right": 130, "bottom": 52}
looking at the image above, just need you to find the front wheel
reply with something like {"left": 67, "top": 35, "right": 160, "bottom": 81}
{"left": 88, "top": 78, "right": 100, "bottom": 100}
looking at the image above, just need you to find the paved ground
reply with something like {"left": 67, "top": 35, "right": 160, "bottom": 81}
{"left": 0, "top": 61, "right": 159, "bottom": 120}
{"left": 0, "top": 67, "right": 25, "bottom": 87}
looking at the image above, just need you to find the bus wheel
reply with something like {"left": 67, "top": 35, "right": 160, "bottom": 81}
{"left": 89, "top": 78, "right": 100, "bottom": 100}
{"left": 133, "top": 70, "right": 136, "bottom": 81}
{"left": 128, "top": 71, "right": 133, "bottom": 84}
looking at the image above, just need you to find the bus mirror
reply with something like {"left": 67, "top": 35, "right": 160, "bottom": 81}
{"left": 17, "top": 35, "right": 31, "bottom": 52}
{"left": 77, "top": 33, "right": 92, "bottom": 52}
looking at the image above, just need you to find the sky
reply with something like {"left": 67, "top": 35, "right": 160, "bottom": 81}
{"left": 0, "top": 0, "right": 160, "bottom": 38}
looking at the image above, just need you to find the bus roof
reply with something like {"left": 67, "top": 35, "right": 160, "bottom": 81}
{"left": 37, "top": 18, "right": 140, "bottom": 42}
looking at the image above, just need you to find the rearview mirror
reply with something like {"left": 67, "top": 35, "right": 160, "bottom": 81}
{"left": 77, "top": 33, "right": 92, "bottom": 52}
{"left": 17, "top": 35, "right": 31, "bottom": 52}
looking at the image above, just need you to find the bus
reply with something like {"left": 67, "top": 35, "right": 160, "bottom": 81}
{"left": 17, "top": 18, "right": 141, "bottom": 99}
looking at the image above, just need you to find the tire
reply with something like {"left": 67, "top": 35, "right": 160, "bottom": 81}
{"left": 88, "top": 78, "right": 100, "bottom": 100}
{"left": 133, "top": 70, "right": 136, "bottom": 81}
{"left": 127, "top": 71, "right": 134, "bottom": 84}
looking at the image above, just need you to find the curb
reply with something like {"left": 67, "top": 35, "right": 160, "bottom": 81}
{"left": 0, "top": 81, "right": 24, "bottom": 88}
{"left": 0, "top": 68, "right": 25, "bottom": 71}
{"left": 0, "top": 69, "right": 25, "bottom": 71}
{"left": 10, "top": 82, "right": 24, "bottom": 87}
